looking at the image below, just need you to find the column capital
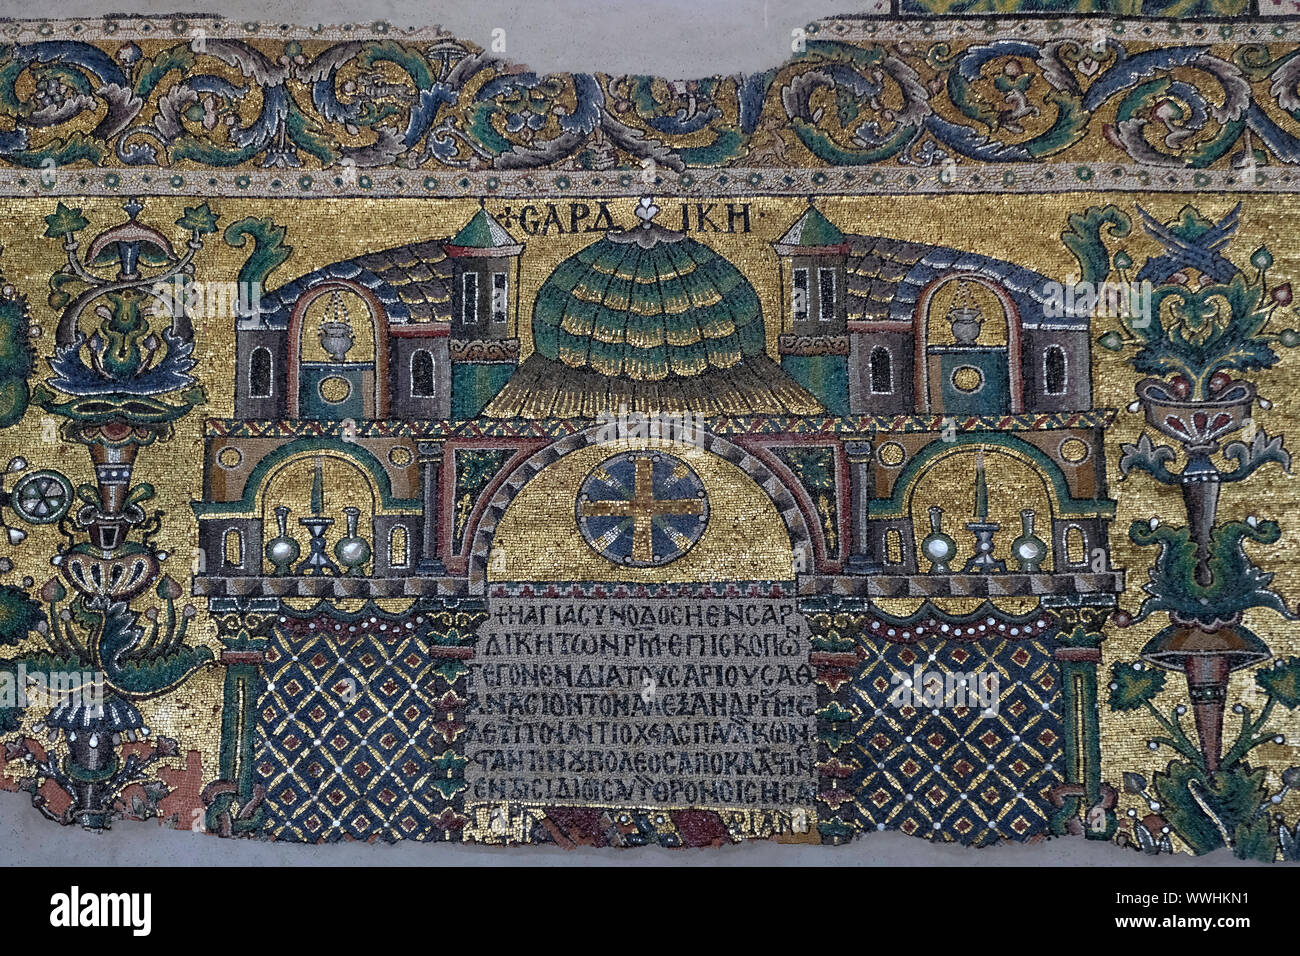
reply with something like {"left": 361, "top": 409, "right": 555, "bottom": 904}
{"left": 416, "top": 440, "right": 445, "bottom": 462}
{"left": 1042, "top": 599, "right": 1116, "bottom": 640}
{"left": 843, "top": 439, "right": 874, "bottom": 461}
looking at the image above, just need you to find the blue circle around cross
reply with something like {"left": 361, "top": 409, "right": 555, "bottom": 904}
{"left": 576, "top": 451, "right": 709, "bottom": 567}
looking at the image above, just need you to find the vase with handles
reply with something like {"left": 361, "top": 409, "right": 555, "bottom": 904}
{"left": 920, "top": 506, "right": 958, "bottom": 573}
{"left": 1010, "top": 508, "right": 1048, "bottom": 573}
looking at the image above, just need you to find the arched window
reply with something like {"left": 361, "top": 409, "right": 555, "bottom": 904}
{"left": 389, "top": 526, "right": 409, "bottom": 568}
{"left": 870, "top": 347, "right": 893, "bottom": 394}
{"left": 1044, "top": 346, "right": 1067, "bottom": 395}
{"left": 410, "top": 350, "right": 435, "bottom": 398}
{"left": 249, "top": 347, "right": 272, "bottom": 398}
{"left": 1065, "top": 525, "right": 1087, "bottom": 566}
{"left": 885, "top": 528, "right": 903, "bottom": 565}
{"left": 223, "top": 528, "right": 244, "bottom": 568}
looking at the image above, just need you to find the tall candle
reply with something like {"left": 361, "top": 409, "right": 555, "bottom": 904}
{"left": 310, "top": 456, "right": 324, "bottom": 515}
{"left": 973, "top": 449, "right": 988, "bottom": 520}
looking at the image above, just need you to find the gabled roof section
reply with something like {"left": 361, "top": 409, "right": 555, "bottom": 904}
{"left": 844, "top": 235, "right": 1091, "bottom": 330}
{"left": 445, "top": 207, "right": 524, "bottom": 257}
{"left": 242, "top": 239, "right": 455, "bottom": 329}
{"left": 239, "top": 204, "right": 527, "bottom": 329}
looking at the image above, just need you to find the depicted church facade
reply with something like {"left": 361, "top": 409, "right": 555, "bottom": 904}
{"left": 197, "top": 200, "right": 1109, "bottom": 584}
{"left": 192, "top": 198, "right": 1122, "bottom": 846}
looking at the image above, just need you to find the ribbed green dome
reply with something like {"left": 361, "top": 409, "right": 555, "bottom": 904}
{"left": 485, "top": 217, "right": 824, "bottom": 418}
{"left": 531, "top": 224, "right": 767, "bottom": 381}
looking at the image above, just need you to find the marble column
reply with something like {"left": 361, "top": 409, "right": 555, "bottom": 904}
{"left": 416, "top": 441, "right": 446, "bottom": 574}
{"left": 844, "top": 438, "right": 879, "bottom": 574}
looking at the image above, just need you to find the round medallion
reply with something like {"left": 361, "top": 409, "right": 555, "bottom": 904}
{"left": 576, "top": 452, "right": 709, "bottom": 567}
{"left": 318, "top": 376, "right": 352, "bottom": 404}
{"left": 9, "top": 470, "right": 73, "bottom": 525}
{"left": 1059, "top": 437, "right": 1091, "bottom": 464}
{"left": 877, "top": 441, "right": 906, "bottom": 467}
{"left": 951, "top": 365, "right": 984, "bottom": 393}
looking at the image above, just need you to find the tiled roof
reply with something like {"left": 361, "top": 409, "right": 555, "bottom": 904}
{"left": 486, "top": 223, "right": 823, "bottom": 417}
{"left": 448, "top": 208, "right": 518, "bottom": 249}
{"left": 245, "top": 239, "right": 455, "bottom": 329}
{"left": 844, "top": 233, "right": 1089, "bottom": 330}
{"left": 776, "top": 205, "right": 846, "bottom": 248}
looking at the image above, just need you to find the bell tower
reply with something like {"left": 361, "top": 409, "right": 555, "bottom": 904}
{"left": 773, "top": 201, "right": 850, "bottom": 414}
{"left": 443, "top": 202, "right": 525, "bottom": 418}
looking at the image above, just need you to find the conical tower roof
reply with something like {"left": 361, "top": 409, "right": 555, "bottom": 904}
{"left": 446, "top": 206, "right": 523, "bottom": 256}
{"left": 775, "top": 204, "right": 845, "bottom": 250}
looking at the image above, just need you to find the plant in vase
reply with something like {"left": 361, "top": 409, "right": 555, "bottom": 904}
{"left": 1108, "top": 653, "right": 1300, "bottom": 861}
{"left": 1065, "top": 202, "right": 1300, "bottom": 859}
{"left": 0, "top": 199, "right": 218, "bottom": 829}
{"left": 0, "top": 574, "right": 201, "bottom": 828}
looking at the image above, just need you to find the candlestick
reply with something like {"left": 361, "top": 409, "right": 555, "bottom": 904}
{"left": 310, "top": 456, "right": 325, "bottom": 515}
{"left": 964, "top": 448, "right": 1005, "bottom": 573}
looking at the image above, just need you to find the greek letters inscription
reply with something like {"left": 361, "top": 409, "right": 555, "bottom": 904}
{"left": 465, "top": 597, "right": 818, "bottom": 810}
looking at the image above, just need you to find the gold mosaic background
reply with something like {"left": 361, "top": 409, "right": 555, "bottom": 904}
{"left": 1, "top": 193, "right": 1297, "bottom": 845}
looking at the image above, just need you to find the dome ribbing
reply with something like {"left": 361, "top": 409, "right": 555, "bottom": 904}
{"left": 485, "top": 216, "right": 822, "bottom": 418}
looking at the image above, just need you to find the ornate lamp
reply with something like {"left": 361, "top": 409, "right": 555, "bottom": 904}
{"left": 946, "top": 280, "right": 984, "bottom": 345}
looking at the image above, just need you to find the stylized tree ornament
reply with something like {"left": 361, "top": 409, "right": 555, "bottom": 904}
{"left": 1077, "top": 203, "right": 1300, "bottom": 858}
{"left": 0, "top": 199, "right": 220, "bottom": 830}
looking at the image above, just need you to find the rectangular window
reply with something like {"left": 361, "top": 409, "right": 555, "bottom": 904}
{"left": 792, "top": 268, "right": 809, "bottom": 322}
{"left": 249, "top": 347, "right": 272, "bottom": 398}
{"left": 1044, "top": 346, "right": 1067, "bottom": 395}
{"left": 223, "top": 528, "right": 243, "bottom": 569}
{"left": 389, "top": 526, "right": 409, "bottom": 569}
{"left": 870, "top": 347, "right": 893, "bottom": 394}
{"left": 492, "top": 272, "right": 508, "bottom": 325}
{"left": 885, "top": 529, "right": 903, "bottom": 564}
{"left": 818, "top": 268, "right": 836, "bottom": 322}
{"left": 461, "top": 272, "right": 478, "bottom": 326}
